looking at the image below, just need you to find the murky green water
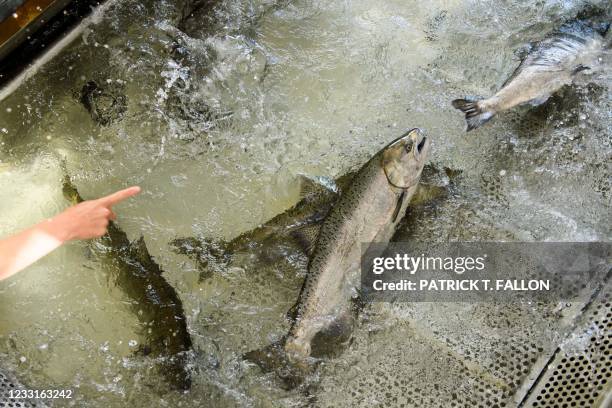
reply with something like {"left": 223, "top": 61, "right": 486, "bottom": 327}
{"left": 0, "top": 0, "right": 610, "bottom": 406}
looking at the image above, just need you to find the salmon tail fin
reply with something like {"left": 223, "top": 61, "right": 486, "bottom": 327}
{"left": 451, "top": 97, "right": 494, "bottom": 131}
{"left": 244, "top": 339, "right": 310, "bottom": 389}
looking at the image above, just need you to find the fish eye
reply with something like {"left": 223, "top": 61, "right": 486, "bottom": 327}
{"left": 404, "top": 142, "right": 413, "bottom": 153}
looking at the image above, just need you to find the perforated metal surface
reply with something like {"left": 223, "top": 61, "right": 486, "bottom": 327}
{"left": 312, "top": 251, "right": 610, "bottom": 408}
{"left": 313, "top": 301, "right": 565, "bottom": 408}
{"left": 0, "top": 369, "right": 43, "bottom": 408}
{"left": 521, "top": 279, "right": 611, "bottom": 407}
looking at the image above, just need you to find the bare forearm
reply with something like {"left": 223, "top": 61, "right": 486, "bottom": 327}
{"left": 0, "top": 218, "right": 68, "bottom": 281}
{"left": 0, "top": 187, "right": 140, "bottom": 280}
{"left": 0, "top": 186, "right": 139, "bottom": 281}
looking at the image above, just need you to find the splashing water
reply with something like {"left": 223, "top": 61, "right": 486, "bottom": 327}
{"left": 0, "top": 0, "right": 610, "bottom": 406}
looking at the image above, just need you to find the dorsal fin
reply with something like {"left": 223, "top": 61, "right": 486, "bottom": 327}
{"left": 290, "top": 223, "right": 322, "bottom": 256}
{"left": 286, "top": 301, "right": 299, "bottom": 322}
{"left": 129, "top": 236, "right": 155, "bottom": 268}
{"left": 298, "top": 175, "right": 338, "bottom": 201}
{"left": 503, "top": 45, "right": 533, "bottom": 88}
{"left": 335, "top": 169, "right": 358, "bottom": 193}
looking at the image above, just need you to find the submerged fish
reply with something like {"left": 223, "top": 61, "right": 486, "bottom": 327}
{"left": 452, "top": 19, "right": 609, "bottom": 131}
{"left": 62, "top": 176, "right": 192, "bottom": 390}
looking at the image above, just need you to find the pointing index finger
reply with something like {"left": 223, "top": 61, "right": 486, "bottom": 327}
{"left": 98, "top": 186, "right": 141, "bottom": 207}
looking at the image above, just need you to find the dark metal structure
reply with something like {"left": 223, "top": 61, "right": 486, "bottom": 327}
{"left": 0, "top": 0, "right": 72, "bottom": 61}
{"left": 0, "top": 0, "right": 105, "bottom": 101}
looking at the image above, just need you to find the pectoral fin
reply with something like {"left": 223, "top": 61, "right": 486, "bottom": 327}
{"left": 392, "top": 191, "right": 406, "bottom": 223}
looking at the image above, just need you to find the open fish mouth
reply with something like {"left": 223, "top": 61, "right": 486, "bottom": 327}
{"left": 386, "top": 128, "right": 424, "bottom": 147}
{"left": 387, "top": 128, "right": 430, "bottom": 157}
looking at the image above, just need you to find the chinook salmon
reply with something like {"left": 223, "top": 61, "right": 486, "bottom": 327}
{"left": 62, "top": 176, "right": 192, "bottom": 391}
{"left": 237, "top": 129, "right": 430, "bottom": 386}
{"left": 452, "top": 19, "right": 609, "bottom": 131}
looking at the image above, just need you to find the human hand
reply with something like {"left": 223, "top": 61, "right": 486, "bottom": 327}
{"left": 0, "top": 186, "right": 141, "bottom": 280}
{"left": 50, "top": 186, "right": 141, "bottom": 242}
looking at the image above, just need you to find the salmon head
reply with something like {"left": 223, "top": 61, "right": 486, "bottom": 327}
{"left": 381, "top": 128, "right": 430, "bottom": 189}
